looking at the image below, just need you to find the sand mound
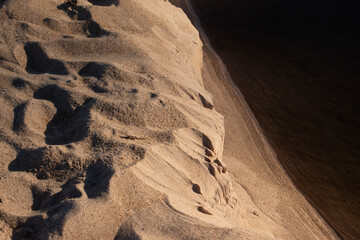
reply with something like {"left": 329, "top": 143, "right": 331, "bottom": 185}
{"left": 0, "top": 0, "right": 339, "bottom": 239}
{"left": 0, "top": 0, "right": 239, "bottom": 239}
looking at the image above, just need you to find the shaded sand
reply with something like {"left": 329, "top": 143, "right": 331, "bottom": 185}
{"left": 172, "top": 0, "right": 339, "bottom": 239}
{"left": 0, "top": 0, "right": 340, "bottom": 239}
{"left": 185, "top": 0, "right": 360, "bottom": 239}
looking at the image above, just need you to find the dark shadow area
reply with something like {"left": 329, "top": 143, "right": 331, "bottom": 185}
{"left": 31, "top": 186, "right": 52, "bottom": 211}
{"left": 57, "top": 2, "right": 91, "bottom": 20}
{"left": 115, "top": 223, "right": 142, "bottom": 240}
{"left": 208, "top": 163, "right": 216, "bottom": 177}
{"left": 12, "top": 103, "right": 26, "bottom": 131}
{"left": 12, "top": 215, "right": 46, "bottom": 240}
{"left": 190, "top": 0, "right": 360, "bottom": 239}
{"left": 88, "top": 0, "right": 119, "bottom": 7}
{"left": 10, "top": 183, "right": 78, "bottom": 238}
{"left": 12, "top": 78, "right": 28, "bottom": 89}
{"left": 84, "top": 160, "right": 114, "bottom": 198}
{"left": 57, "top": 3, "right": 109, "bottom": 37}
{"left": 0, "top": 0, "right": 6, "bottom": 9}
{"left": 86, "top": 20, "right": 109, "bottom": 37}
{"left": 8, "top": 148, "right": 46, "bottom": 175}
{"left": 8, "top": 147, "right": 72, "bottom": 180}
{"left": 199, "top": 93, "right": 214, "bottom": 109}
{"left": 83, "top": 77, "right": 109, "bottom": 93}
{"left": 79, "top": 62, "right": 112, "bottom": 93}
{"left": 192, "top": 183, "right": 201, "bottom": 194}
{"left": 44, "top": 201, "right": 74, "bottom": 238}
{"left": 8, "top": 145, "right": 82, "bottom": 181}
{"left": 79, "top": 62, "right": 108, "bottom": 79}
{"left": 34, "top": 85, "right": 93, "bottom": 145}
{"left": 202, "top": 134, "right": 214, "bottom": 157}
{"left": 24, "top": 42, "right": 68, "bottom": 75}
{"left": 11, "top": 200, "right": 73, "bottom": 240}
{"left": 32, "top": 179, "right": 82, "bottom": 212}
{"left": 197, "top": 206, "right": 212, "bottom": 215}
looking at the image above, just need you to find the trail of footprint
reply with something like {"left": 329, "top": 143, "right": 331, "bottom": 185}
{"left": 57, "top": 2, "right": 109, "bottom": 38}
{"left": 32, "top": 179, "right": 82, "bottom": 211}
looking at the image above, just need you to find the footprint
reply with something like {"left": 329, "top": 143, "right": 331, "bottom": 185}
{"left": 8, "top": 146, "right": 81, "bottom": 180}
{"left": 82, "top": 77, "right": 109, "bottom": 93}
{"left": 12, "top": 78, "right": 28, "bottom": 89}
{"left": 57, "top": 2, "right": 90, "bottom": 20}
{"left": 12, "top": 99, "right": 57, "bottom": 135}
{"left": 31, "top": 186, "right": 52, "bottom": 211}
{"left": 34, "top": 85, "right": 94, "bottom": 145}
{"left": 57, "top": 3, "right": 109, "bottom": 37}
{"left": 84, "top": 160, "right": 114, "bottom": 198}
{"left": 12, "top": 103, "right": 26, "bottom": 132}
{"left": 24, "top": 42, "right": 68, "bottom": 75}
{"left": 12, "top": 215, "right": 46, "bottom": 240}
{"left": 39, "top": 179, "right": 82, "bottom": 210}
{"left": 78, "top": 62, "right": 121, "bottom": 80}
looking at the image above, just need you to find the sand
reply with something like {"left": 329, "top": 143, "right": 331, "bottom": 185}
{"left": 184, "top": 1, "right": 360, "bottom": 239}
{"left": 0, "top": 0, "right": 340, "bottom": 239}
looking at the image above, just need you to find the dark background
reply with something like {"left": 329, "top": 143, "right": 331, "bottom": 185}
{"left": 189, "top": 0, "right": 360, "bottom": 239}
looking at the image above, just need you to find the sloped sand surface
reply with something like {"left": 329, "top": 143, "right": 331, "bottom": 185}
{"left": 182, "top": 0, "right": 360, "bottom": 239}
{"left": 0, "top": 0, "right": 339, "bottom": 239}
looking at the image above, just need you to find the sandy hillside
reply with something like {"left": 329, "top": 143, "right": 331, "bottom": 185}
{"left": 0, "top": 0, "right": 339, "bottom": 239}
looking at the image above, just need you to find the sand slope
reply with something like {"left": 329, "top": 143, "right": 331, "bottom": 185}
{"left": 182, "top": 0, "right": 360, "bottom": 239}
{"left": 0, "top": 0, "right": 339, "bottom": 239}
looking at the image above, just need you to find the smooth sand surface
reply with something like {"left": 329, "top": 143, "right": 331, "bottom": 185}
{"left": 0, "top": 0, "right": 341, "bottom": 239}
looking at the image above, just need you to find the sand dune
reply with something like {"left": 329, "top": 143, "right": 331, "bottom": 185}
{"left": 0, "top": 0, "right": 340, "bottom": 239}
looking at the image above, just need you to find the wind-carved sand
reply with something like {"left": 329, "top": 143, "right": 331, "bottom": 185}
{"left": 0, "top": 0, "right": 340, "bottom": 239}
